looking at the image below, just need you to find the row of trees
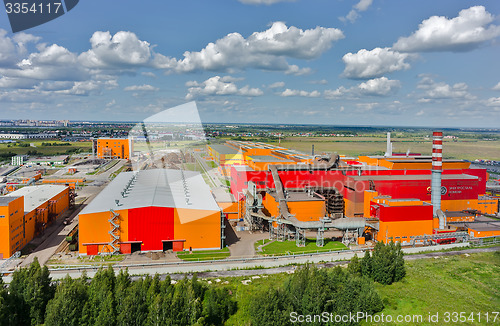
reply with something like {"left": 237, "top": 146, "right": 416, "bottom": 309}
{"left": 249, "top": 264, "right": 384, "bottom": 326}
{"left": 348, "top": 241, "right": 406, "bottom": 285}
{"left": 0, "top": 259, "right": 236, "bottom": 326}
{"left": 0, "top": 243, "right": 406, "bottom": 326}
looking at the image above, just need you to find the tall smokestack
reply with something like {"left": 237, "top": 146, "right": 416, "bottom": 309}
{"left": 385, "top": 132, "right": 392, "bottom": 157}
{"left": 431, "top": 132, "right": 443, "bottom": 222}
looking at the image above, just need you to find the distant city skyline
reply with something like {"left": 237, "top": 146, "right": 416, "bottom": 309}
{"left": 0, "top": 0, "right": 500, "bottom": 128}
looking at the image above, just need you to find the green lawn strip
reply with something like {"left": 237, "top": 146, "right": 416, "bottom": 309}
{"left": 364, "top": 252, "right": 500, "bottom": 326}
{"left": 259, "top": 238, "right": 347, "bottom": 256}
{"left": 177, "top": 247, "right": 230, "bottom": 261}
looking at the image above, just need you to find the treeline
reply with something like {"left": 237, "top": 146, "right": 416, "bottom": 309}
{"left": 0, "top": 259, "right": 236, "bottom": 326}
{"left": 248, "top": 241, "right": 405, "bottom": 325}
{"left": 41, "top": 142, "right": 72, "bottom": 147}
{"left": 0, "top": 242, "right": 405, "bottom": 326}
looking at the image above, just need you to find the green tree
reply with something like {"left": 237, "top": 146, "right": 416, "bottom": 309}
{"left": 45, "top": 275, "right": 88, "bottom": 326}
{"left": 348, "top": 253, "right": 362, "bottom": 276}
{"left": 370, "top": 241, "right": 406, "bottom": 285}
{"left": 200, "top": 287, "right": 237, "bottom": 325}
{"left": 361, "top": 250, "right": 372, "bottom": 278}
{"left": 8, "top": 257, "right": 55, "bottom": 326}
{"left": 80, "top": 265, "right": 116, "bottom": 326}
{"left": 0, "top": 276, "right": 9, "bottom": 326}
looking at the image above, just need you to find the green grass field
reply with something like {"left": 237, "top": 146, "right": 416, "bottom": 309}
{"left": 281, "top": 136, "right": 500, "bottom": 161}
{"left": 176, "top": 247, "right": 230, "bottom": 261}
{"left": 222, "top": 251, "right": 500, "bottom": 325}
{"left": 0, "top": 140, "right": 91, "bottom": 159}
{"left": 367, "top": 251, "right": 500, "bottom": 325}
{"left": 257, "top": 238, "right": 347, "bottom": 256}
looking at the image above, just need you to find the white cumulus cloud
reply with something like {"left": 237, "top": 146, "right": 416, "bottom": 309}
{"left": 165, "top": 22, "right": 343, "bottom": 74}
{"left": 268, "top": 81, "right": 285, "bottom": 88}
{"left": 280, "top": 88, "right": 321, "bottom": 97}
{"left": 393, "top": 6, "right": 500, "bottom": 52}
{"left": 340, "top": 0, "right": 373, "bottom": 23}
{"left": 417, "top": 75, "right": 475, "bottom": 100}
{"left": 492, "top": 82, "right": 500, "bottom": 91}
{"left": 342, "top": 47, "right": 414, "bottom": 79}
{"left": 324, "top": 77, "right": 400, "bottom": 98}
{"left": 124, "top": 84, "right": 159, "bottom": 92}
{"left": 357, "top": 77, "right": 401, "bottom": 96}
{"left": 79, "top": 31, "right": 168, "bottom": 69}
{"left": 186, "top": 76, "right": 263, "bottom": 100}
{"left": 484, "top": 97, "right": 500, "bottom": 107}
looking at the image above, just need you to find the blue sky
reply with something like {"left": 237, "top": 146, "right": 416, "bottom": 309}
{"left": 1, "top": 0, "right": 500, "bottom": 127}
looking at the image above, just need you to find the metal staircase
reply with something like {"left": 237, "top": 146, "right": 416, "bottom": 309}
{"left": 108, "top": 209, "right": 120, "bottom": 254}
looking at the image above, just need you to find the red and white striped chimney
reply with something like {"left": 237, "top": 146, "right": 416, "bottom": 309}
{"left": 431, "top": 132, "right": 443, "bottom": 224}
{"left": 432, "top": 132, "right": 443, "bottom": 172}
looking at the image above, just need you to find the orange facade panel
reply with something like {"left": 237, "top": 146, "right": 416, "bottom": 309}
{"left": 0, "top": 196, "right": 24, "bottom": 258}
{"left": 468, "top": 228, "right": 500, "bottom": 238}
{"left": 78, "top": 209, "right": 129, "bottom": 254}
{"left": 288, "top": 200, "right": 325, "bottom": 222}
{"left": 377, "top": 219, "right": 433, "bottom": 243}
{"left": 174, "top": 208, "right": 221, "bottom": 250}
{"left": 218, "top": 201, "right": 239, "bottom": 220}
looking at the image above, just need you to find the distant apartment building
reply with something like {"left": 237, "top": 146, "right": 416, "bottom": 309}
{"left": 0, "top": 133, "right": 57, "bottom": 139}
{"left": 96, "top": 138, "right": 132, "bottom": 159}
{"left": 11, "top": 155, "right": 28, "bottom": 166}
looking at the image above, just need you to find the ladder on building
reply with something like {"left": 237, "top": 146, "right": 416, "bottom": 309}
{"left": 108, "top": 209, "right": 120, "bottom": 254}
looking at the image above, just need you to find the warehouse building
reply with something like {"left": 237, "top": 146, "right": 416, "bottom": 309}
{"left": 96, "top": 138, "right": 132, "bottom": 159}
{"left": 78, "top": 169, "right": 222, "bottom": 255}
{"left": 0, "top": 185, "right": 69, "bottom": 259}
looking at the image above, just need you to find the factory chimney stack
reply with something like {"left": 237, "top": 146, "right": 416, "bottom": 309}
{"left": 431, "top": 132, "right": 443, "bottom": 224}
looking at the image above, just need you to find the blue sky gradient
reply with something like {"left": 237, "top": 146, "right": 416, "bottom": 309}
{"left": 0, "top": 0, "right": 499, "bottom": 127}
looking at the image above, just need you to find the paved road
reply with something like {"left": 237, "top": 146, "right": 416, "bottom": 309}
{"left": 5, "top": 242, "right": 494, "bottom": 283}
{"left": 228, "top": 230, "right": 268, "bottom": 258}
{"left": 192, "top": 151, "right": 223, "bottom": 188}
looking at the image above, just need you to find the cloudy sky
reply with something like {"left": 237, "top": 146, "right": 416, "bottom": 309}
{"left": 0, "top": 0, "right": 499, "bottom": 127}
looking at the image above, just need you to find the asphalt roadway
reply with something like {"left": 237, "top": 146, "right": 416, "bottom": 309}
{"left": 4, "top": 242, "right": 496, "bottom": 284}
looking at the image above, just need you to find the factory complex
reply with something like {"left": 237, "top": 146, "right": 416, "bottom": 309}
{"left": 209, "top": 133, "right": 500, "bottom": 246}
{"left": 1, "top": 131, "right": 499, "bottom": 260}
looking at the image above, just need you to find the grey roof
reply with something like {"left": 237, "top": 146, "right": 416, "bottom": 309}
{"left": 469, "top": 222, "right": 500, "bottom": 232}
{"left": 0, "top": 196, "right": 21, "bottom": 206}
{"left": 5, "top": 185, "right": 68, "bottom": 213}
{"left": 249, "top": 155, "right": 294, "bottom": 162}
{"left": 80, "top": 169, "right": 220, "bottom": 215}
{"left": 210, "top": 145, "right": 239, "bottom": 155}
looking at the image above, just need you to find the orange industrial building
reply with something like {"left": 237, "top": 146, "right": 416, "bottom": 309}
{"left": 208, "top": 141, "right": 312, "bottom": 175}
{"left": 78, "top": 169, "right": 222, "bottom": 255}
{"left": 226, "top": 134, "right": 499, "bottom": 246}
{"left": 96, "top": 138, "right": 132, "bottom": 159}
{"left": 0, "top": 185, "right": 70, "bottom": 259}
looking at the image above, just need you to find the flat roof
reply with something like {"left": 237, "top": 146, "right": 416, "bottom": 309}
{"left": 80, "top": 169, "right": 220, "bottom": 215}
{"left": 209, "top": 144, "right": 239, "bottom": 155}
{"left": 233, "top": 165, "right": 254, "bottom": 172}
{"left": 5, "top": 185, "right": 68, "bottom": 213}
{"left": 248, "top": 155, "right": 294, "bottom": 163}
{"left": 0, "top": 196, "right": 21, "bottom": 206}
{"left": 469, "top": 222, "right": 500, "bottom": 232}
